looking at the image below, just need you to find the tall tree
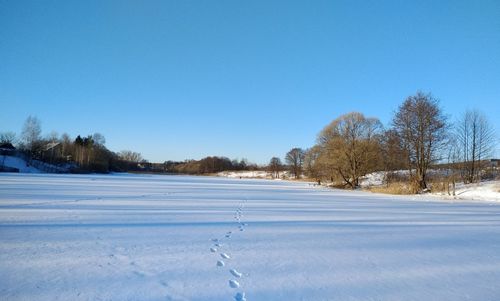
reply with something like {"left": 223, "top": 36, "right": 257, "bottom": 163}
{"left": 392, "top": 92, "right": 448, "bottom": 190}
{"left": 21, "top": 115, "right": 42, "bottom": 155}
{"left": 381, "top": 129, "right": 407, "bottom": 172}
{"left": 92, "top": 133, "right": 106, "bottom": 146}
{"left": 268, "top": 157, "right": 282, "bottom": 179}
{"left": 285, "top": 148, "right": 305, "bottom": 179}
{"left": 303, "top": 146, "right": 323, "bottom": 184}
{"left": 318, "top": 112, "right": 383, "bottom": 188}
{"left": 456, "top": 109, "right": 495, "bottom": 183}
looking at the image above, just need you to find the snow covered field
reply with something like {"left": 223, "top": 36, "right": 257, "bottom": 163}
{"left": 1, "top": 173, "right": 500, "bottom": 301}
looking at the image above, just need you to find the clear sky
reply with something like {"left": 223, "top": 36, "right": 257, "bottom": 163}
{"left": 1, "top": 0, "right": 499, "bottom": 164}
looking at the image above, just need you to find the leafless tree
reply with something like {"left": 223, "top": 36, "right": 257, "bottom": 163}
{"left": 303, "top": 146, "right": 324, "bottom": 183}
{"left": 0, "top": 132, "right": 15, "bottom": 167}
{"left": 268, "top": 157, "right": 282, "bottom": 179}
{"left": 379, "top": 129, "right": 407, "bottom": 184}
{"left": 285, "top": 147, "right": 305, "bottom": 179}
{"left": 47, "top": 131, "right": 59, "bottom": 143}
{"left": 119, "top": 150, "right": 143, "bottom": 163}
{"left": 380, "top": 129, "right": 406, "bottom": 172}
{"left": 318, "top": 112, "right": 383, "bottom": 188}
{"left": 0, "top": 131, "right": 16, "bottom": 145}
{"left": 60, "top": 133, "right": 72, "bottom": 160}
{"left": 445, "top": 137, "right": 461, "bottom": 196}
{"left": 392, "top": 92, "right": 448, "bottom": 191}
{"left": 456, "top": 109, "right": 496, "bottom": 183}
{"left": 21, "top": 115, "right": 42, "bottom": 155}
{"left": 92, "top": 133, "right": 106, "bottom": 146}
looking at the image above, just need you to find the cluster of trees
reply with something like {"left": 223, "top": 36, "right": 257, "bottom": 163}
{"left": 273, "top": 91, "right": 497, "bottom": 192}
{"left": 1, "top": 116, "right": 146, "bottom": 173}
{"left": 164, "top": 157, "right": 258, "bottom": 174}
{"left": 268, "top": 148, "right": 307, "bottom": 179}
{"left": 2, "top": 116, "right": 260, "bottom": 175}
{"left": 3, "top": 91, "right": 496, "bottom": 187}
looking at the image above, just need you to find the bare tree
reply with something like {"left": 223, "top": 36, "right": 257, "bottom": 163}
{"left": 379, "top": 129, "right": 407, "bottom": 185}
{"left": 92, "top": 133, "right": 106, "bottom": 146}
{"left": 60, "top": 133, "right": 72, "bottom": 160}
{"left": 0, "top": 131, "right": 16, "bottom": 145}
{"left": 268, "top": 157, "right": 282, "bottom": 179}
{"left": 119, "top": 150, "right": 143, "bottom": 163}
{"left": 456, "top": 109, "right": 496, "bottom": 183}
{"left": 303, "top": 146, "right": 324, "bottom": 184}
{"left": 445, "top": 137, "right": 461, "bottom": 196}
{"left": 21, "top": 115, "right": 42, "bottom": 155}
{"left": 318, "top": 112, "right": 383, "bottom": 188}
{"left": 392, "top": 92, "right": 448, "bottom": 191}
{"left": 47, "top": 131, "right": 59, "bottom": 143}
{"left": 381, "top": 129, "right": 406, "bottom": 172}
{"left": 285, "top": 147, "right": 305, "bottom": 179}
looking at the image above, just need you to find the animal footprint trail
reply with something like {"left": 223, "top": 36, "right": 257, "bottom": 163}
{"left": 227, "top": 199, "right": 248, "bottom": 300}
{"left": 208, "top": 199, "right": 248, "bottom": 300}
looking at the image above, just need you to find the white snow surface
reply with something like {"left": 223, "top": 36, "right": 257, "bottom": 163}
{"left": 434, "top": 180, "right": 500, "bottom": 202}
{"left": 217, "top": 170, "right": 293, "bottom": 179}
{"left": 217, "top": 170, "right": 271, "bottom": 178}
{"left": 1, "top": 173, "right": 500, "bottom": 301}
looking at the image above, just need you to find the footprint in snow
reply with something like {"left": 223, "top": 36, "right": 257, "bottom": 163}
{"left": 234, "top": 292, "right": 247, "bottom": 301}
{"left": 216, "top": 260, "right": 225, "bottom": 267}
{"left": 210, "top": 247, "right": 217, "bottom": 253}
{"left": 229, "top": 280, "right": 240, "bottom": 288}
{"left": 220, "top": 253, "right": 230, "bottom": 259}
{"left": 230, "top": 269, "right": 242, "bottom": 278}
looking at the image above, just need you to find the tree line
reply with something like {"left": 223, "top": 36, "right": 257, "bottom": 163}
{"left": 272, "top": 91, "right": 497, "bottom": 193}
{"left": 1, "top": 91, "right": 496, "bottom": 187}
{"left": 162, "top": 157, "right": 259, "bottom": 174}
{"left": 1, "top": 116, "right": 259, "bottom": 174}
{"left": 0, "top": 116, "right": 148, "bottom": 173}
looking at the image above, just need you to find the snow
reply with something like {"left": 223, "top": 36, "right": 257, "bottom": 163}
{"left": 1, "top": 173, "right": 500, "bottom": 300}
{"left": 217, "top": 171, "right": 271, "bottom": 179}
{"left": 217, "top": 170, "right": 292, "bottom": 179}
{"left": 1, "top": 155, "right": 41, "bottom": 173}
{"left": 360, "top": 171, "right": 386, "bottom": 187}
{"left": 434, "top": 180, "right": 500, "bottom": 202}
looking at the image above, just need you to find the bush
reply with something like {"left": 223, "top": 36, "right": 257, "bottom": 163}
{"left": 368, "top": 182, "right": 415, "bottom": 195}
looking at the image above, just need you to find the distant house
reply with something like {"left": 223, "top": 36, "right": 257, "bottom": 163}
{"left": 0, "top": 142, "right": 15, "bottom": 150}
{"left": 0, "top": 143, "right": 16, "bottom": 156}
{"left": 41, "top": 142, "right": 64, "bottom": 163}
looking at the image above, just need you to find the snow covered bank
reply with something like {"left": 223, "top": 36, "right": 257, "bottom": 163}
{"left": 0, "top": 155, "right": 41, "bottom": 173}
{"left": 1, "top": 155, "right": 75, "bottom": 173}
{"left": 433, "top": 180, "right": 500, "bottom": 202}
{"left": 217, "top": 170, "right": 271, "bottom": 179}
{"left": 217, "top": 170, "right": 294, "bottom": 180}
{"left": 361, "top": 171, "right": 500, "bottom": 202}
{"left": 1, "top": 173, "right": 500, "bottom": 300}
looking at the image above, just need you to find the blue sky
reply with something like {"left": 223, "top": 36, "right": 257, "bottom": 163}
{"left": 1, "top": 0, "right": 499, "bottom": 164}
